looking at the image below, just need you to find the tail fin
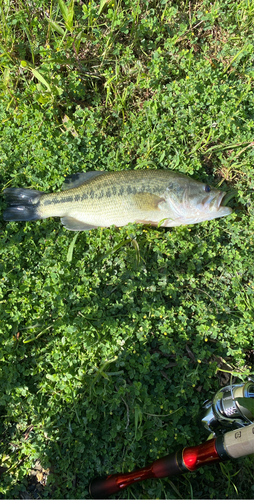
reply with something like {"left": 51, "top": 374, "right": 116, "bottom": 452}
{"left": 3, "top": 188, "right": 44, "bottom": 221}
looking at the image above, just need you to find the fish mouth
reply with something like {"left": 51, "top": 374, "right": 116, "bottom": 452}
{"left": 203, "top": 191, "right": 228, "bottom": 211}
{"left": 209, "top": 191, "right": 233, "bottom": 217}
{"left": 216, "top": 191, "right": 227, "bottom": 210}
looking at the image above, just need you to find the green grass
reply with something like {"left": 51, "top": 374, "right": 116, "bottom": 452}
{"left": 0, "top": 0, "right": 254, "bottom": 498}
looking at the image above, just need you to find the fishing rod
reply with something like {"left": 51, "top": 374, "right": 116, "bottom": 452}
{"left": 90, "top": 379, "right": 254, "bottom": 498}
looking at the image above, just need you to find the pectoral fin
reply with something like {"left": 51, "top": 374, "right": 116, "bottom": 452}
{"left": 157, "top": 199, "right": 170, "bottom": 211}
{"left": 132, "top": 193, "right": 165, "bottom": 210}
{"left": 61, "top": 216, "right": 98, "bottom": 231}
{"left": 134, "top": 197, "right": 178, "bottom": 226}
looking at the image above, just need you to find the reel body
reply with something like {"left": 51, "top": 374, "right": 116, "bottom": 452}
{"left": 201, "top": 379, "right": 254, "bottom": 433}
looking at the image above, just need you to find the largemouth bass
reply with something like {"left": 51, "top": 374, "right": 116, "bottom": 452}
{"left": 3, "top": 170, "right": 232, "bottom": 231}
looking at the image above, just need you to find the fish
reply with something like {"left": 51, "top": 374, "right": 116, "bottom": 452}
{"left": 3, "top": 170, "right": 232, "bottom": 231}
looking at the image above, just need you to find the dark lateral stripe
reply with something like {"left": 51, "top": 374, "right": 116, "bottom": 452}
{"left": 43, "top": 196, "right": 74, "bottom": 206}
{"left": 43, "top": 199, "right": 54, "bottom": 206}
{"left": 41, "top": 182, "right": 155, "bottom": 207}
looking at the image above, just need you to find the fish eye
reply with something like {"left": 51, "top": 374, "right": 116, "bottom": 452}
{"left": 205, "top": 185, "right": 211, "bottom": 193}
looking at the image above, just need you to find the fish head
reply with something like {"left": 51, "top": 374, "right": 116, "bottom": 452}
{"left": 164, "top": 176, "right": 232, "bottom": 225}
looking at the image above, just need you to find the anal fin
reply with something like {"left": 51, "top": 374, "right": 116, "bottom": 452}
{"left": 61, "top": 216, "right": 98, "bottom": 231}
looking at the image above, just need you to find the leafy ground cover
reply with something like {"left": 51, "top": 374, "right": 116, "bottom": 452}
{"left": 0, "top": 0, "right": 254, "bottom": 498}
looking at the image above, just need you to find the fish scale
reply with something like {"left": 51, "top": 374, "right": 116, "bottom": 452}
{"left": 3, "top": 170, "right": 232, "bottom": 231}
{"left": 38, "top": 171, "right": 171, "bottom": 227}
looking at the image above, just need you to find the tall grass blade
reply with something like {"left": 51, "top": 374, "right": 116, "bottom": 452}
{"left": 30, "top": 68, "right": 51, "bottom": 91}
{"left": 58, "top": 0, "right": 74, "bottom": 31}
{"left": 47, "top": 18, "right": 65, "bottom": 36}
{"left": 67, "top": 232, "right": 79, "bottom": 262}
{"left": 58, "top": 0, "right": 69, "bottom": 23}
{"left": 66, "top": 0, "right": 74, "bottom": 30}
{"left": 98, "top": 0, "right": 110, "bottom": 16}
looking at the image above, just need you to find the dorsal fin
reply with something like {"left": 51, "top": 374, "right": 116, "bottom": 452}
{"left": 62, "top": 171, "right": 105, "bottom": 191}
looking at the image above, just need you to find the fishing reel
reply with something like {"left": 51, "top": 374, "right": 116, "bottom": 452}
{"left": 90, "top": 379, "right": 254, "bottom": 498}
{"left": 201, "top": 378, "right": 254, "bottom": 434}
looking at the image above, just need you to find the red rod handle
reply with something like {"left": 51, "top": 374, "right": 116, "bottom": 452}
{"left": 90, "top": 438, "right": 220, "bottom": 498}
{"left": 90, "top": 424, "right": 254, "bottom": 498}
